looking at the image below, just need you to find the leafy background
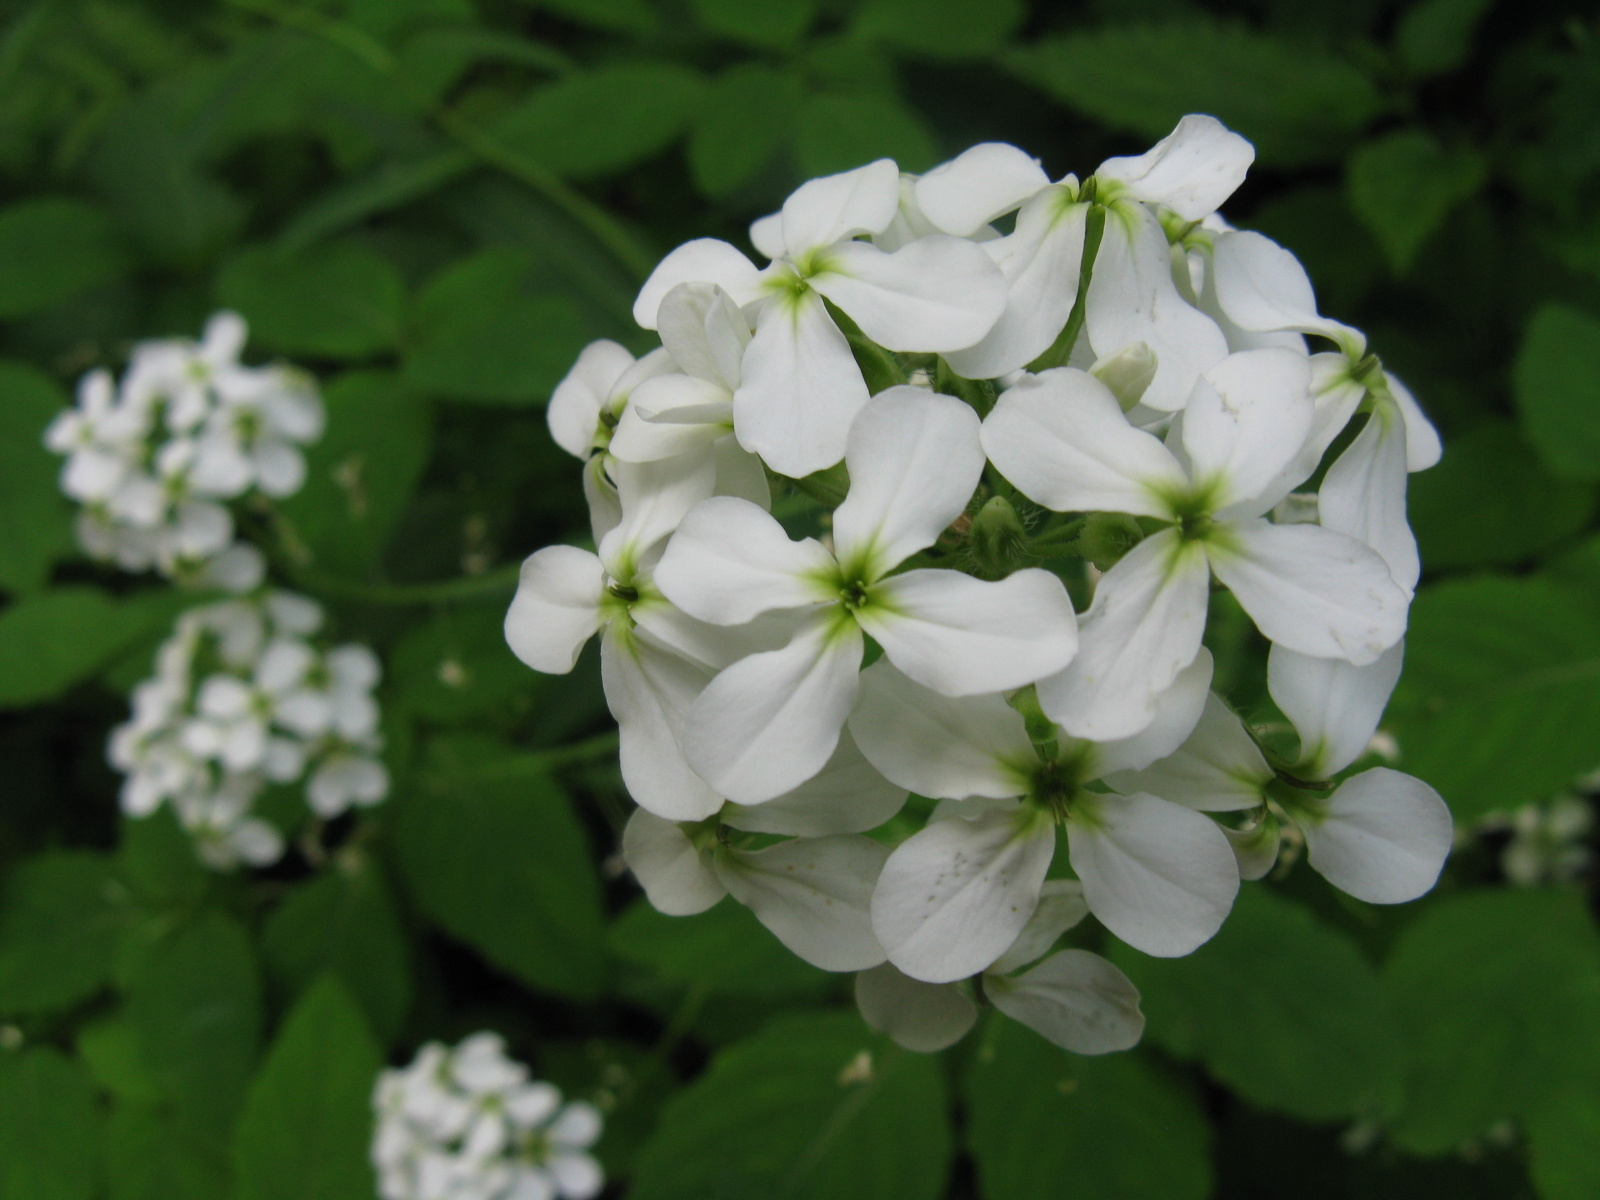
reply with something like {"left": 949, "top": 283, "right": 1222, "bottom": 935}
{"left": 0, "top": 0, "right": 1598, "bottom": 1196}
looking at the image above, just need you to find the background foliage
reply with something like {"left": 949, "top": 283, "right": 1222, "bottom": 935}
{"left": 1, "top": 0, "right": 1598, "bottom": 1196}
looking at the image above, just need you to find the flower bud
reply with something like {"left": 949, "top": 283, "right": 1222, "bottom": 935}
{"left": 968, "top": 495, "right": 1029, "bottom": 579}
{"left": 1090, "top": 342, "right": 1157, "bottom": 412}
{"left": 1076, "top": 512, "right": 1145, "bottom": 570}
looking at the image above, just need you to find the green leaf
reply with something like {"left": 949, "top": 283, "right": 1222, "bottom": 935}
{"left": 1005, "top": 22, "right": 1384, "bottom": 166}
{"left": 1527, "top": 1085, "right": 1600, "bottom": 1200}
{"left": 853, "top": 0, "right": 1025, "bottom": 58}
{"left": 390, "top": 603, "right": 538, "bottom": 723}
{"left": 107, "top": 1106, "right": 227, "bottom": 1200}
{"left": 0, "top": 588, "right": 187, "bottom": 708}
{"left": 277, "top": 150, "right": 475, "bottom": 253}
{"left": 78, "top": 1019, "right": 163, "bottom": 1104}
{"left": 608, "top": 897, "right": 831, "bottom": 996}
{"left": 1385, "top": 889, "right": 1600, "bottom": 1154}
{"left": 395, "top": 740, "right": 605, "bottom": 999}
{"left": 692, "top": 0, "right": 814, "bottom": 48}
{"left": 1395, "top": 0, "right": 1495, "bottom": 77}
{"left": 0, "top": 1047, "right": 106, "bottom": 1200}
{"left": 630, "top": 1010, "right": 952, "bottom": 1200}
{"left": 0, "top": 851, "right": 127, "bottom": 1016}
{"left": 689, "top": 65, "right": 802, "bottom": 198}
{"left": 116, "top": 810, "right": 209, "bottom": 911}
{"left": 1111, "top": 887, "right": 1404, "bottom": 1123}
{"left": 1386, "top": 575, "right": 1600, "bottom": 819}
{"left": 0, "top": 197, "right": 127, "bottom": 318}
{"left": 217, "top": 242, "right": 403, "bottom": 360}
{"left": 262, "top": 861, "right": 412, "bottom": 1042}
{"left": 1346, "top": 131, "right": 1485, "bottom": 273}
{"left": 1407, "top": 419, "right": 1595, "bottom": 568}
{"left": 1513, "top": 303, "right": 1600, "bottom": 483}
{"left": 276, "top": 370, "right": 432, "bottom": 574}
{"left": 515, "top": 0, "right": 659, "bottom": 33}
{"left": 231, "top": 977, "right": 382, "bottom": 1200}
{"left": 493, "top": 64, "right": 705, "bottom": 178}
{"left": 965, "top": 1018, "right": 1211, "bottom": 1200}
{"left": 796, "top": 91, "right": 937, "bottom": 179}
{"left": 0, "top": 360, "right": 73, "bottom": 593}
{"left": 403, "top": 251, "right": 587, "bottom": 405}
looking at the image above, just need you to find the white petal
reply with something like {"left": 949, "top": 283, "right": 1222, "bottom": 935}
{"left": 1106, "top": 691, "right": 1272, "bottom": 812}
{"left": 944, "top": 189, "right": 1087, "bottom": 379}
{"left": 779, "top": 158, "right": 900, "bottom": 255}
{"left": 1225, "top": 815, "right": 1281, "bottom": 881}
{"left": 1208, "top": 519, "right": 1409, "bottom": 665}
{"left": 1037, "top": 529, "right": 1210, "bottom": 740}
{"left": 979, "top": 368, "right": 1184, "bottom": 517}
{"left": 1095, "top": 646, "right": 1214, "bottom": 774}
{"left": 598, "top": 453, "right": 716, "bottom": 575}
{"left": 873, "top": 807, "right": 1056, "bottom": 983}
{"left": 1182, "top": 348, "right": 1314, "bottom": 514}
{"left": 620, "top": 808, "right": 725, "bottom": 915}
{"left": 609, "top": 374, "right": 730, "bottom": 462}
{"left": 1096, "top": 114, "right": 1254, "bottom": 221}
{"left": 504, "top": 546, "right": 604, "bottom": 674}
{"left": 1086, "top": 203, "right": 1228, "bottom": 411}
{"left": 1387, "top": 371, "right": 1441, "bottom": 471}
{"left": 548, "top": 340, "right": 635, "bottom": 458}
{"left": 813, "top": 236, "right": 1006, "bottom": 353}
{"left": 603, "top": 630, "right": 724, "bottom": 821}
{"left": 1319, "top": 403, "right": 1418, "bottom": 591}
{"left": 1211, "top": 230, "right": 1362, "bottom": 348}
{"left": 252, "top": 440, "right": 305, "bottom": 497}
{"left": 1300, "top": 767, "right": 1452, "bottom": 904}
{"left": 988, "top": 879, "right": 1090, "bottom": 974}
{"left": 1269, "top": 640, "right": 1403, "bottom": 778}
{"left": 682, "top": 616, "right": 863, "bottom": 804}
{"left": 913, "top": 142, "right": 1050, "bottom": 235}
{"left": 656, "top": 281, "right": 750, "bottom": 391}
{"left": 634, "top": 239, "right": 763, "bottom": 329}
{"left": 712, "top": 434, "right": 772, "bottom": 509}
{"left": 653, "top": 496, "right": 833, "bottom": 625}
{"left": 749, "top": 211, "right": 784, "bottom": 260}
{"left": 1068, "top": 790, "right": 1238, "bottom": 957}
{"left": 546, "top": 1151, "right": 604, "bottom": 1200}
{"left": 722, "top": 728, "right": 907, "bottom": 837}
{"left": 864, "top": 567, "right": 1079, "bottom": 696}
{"left": 987, "top": 948, "right": 1144, "bottom": 1054}
{"left": 847, "top": 659, "right": 1034, "bottom": 800}
{"left": 854, "top": 963, "right": 977, "bottom": 1052}
{"left": 632, "top": 599, "right": 799, "bottom": 672}
{"left": 583, "top": 455, "right": 622, "bottom": 545}
{"left": 715, "top": 834, "right": 888, "bottom": 971}
{"left": 831, "top": 386, "right": 984, "bottom": 573}
{"left": 735, "top": 289, "right": 868, "bottom": 477}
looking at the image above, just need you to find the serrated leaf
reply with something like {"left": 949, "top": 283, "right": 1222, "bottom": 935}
{"left": 608, "top": 897, "right": 831, "bottom": 996}
{"left": 692, "top": 0, "right": 814, "bottom": 48}
{"left": 217, "top": 241, "right": 403, "bottom": 360}
{"left": 965, "top": 1018, "right": 1211, "bottom": 1200}
{"left": 0, "top": 1048, "right": 106, "bottom": 1200}
{"left": 0, "top": 360, "right": 74, "bottom": 593}
{"left": 1005, "top": 22, "right": 1384, "bottom": 166}
{"left": 0, "top": 197, "right": 127, "bottom": 318}
{"left": 231, "top": 977, "right": 382, "bottom": 1200}
{"left": 1513, "top": 303, "right": 1600, "bottom": 483}
{"left": 796, "top": 91, "right": 937, "bottom": 178}
{"left": 1347, "top": 131, "right": 1485, "bottom": 272}
{"left": 630, "top": 1010, "right": 952, "bottom": 1200}
{"left": 1111, "top": 886, "right": 1404, "bottom": 1123}
{"left": 689, "top": 64, "right": 802, "bottom": 197}
{"left": 0, "top": 851, "right": 128, "bottom": 1016}
{"left": 853, "top": 0, "right": 1024, "bottom": 58}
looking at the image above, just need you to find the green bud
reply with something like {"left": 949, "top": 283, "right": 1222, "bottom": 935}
{"left": 1076, "top": 512, "right": 1145, "bottom": 570}
{"left": 1006, "top": 685, "right": 1058, "bottom": 752}
{"left": 1089, "top": 342, "right": 1157, "bottom": 412}
{"left": 968, "top": 495, "right": 1030, "bottom": 580}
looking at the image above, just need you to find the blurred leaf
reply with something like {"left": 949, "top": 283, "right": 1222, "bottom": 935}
{"left": 0, "top": 197, "right": 127, "bottom": 318}
{"left": 1111, "top": 887, "right": 1403, "bottom": 1123}
{"left": 493, "top": 63, "right": 705, "bottom": 177}
{"left": 395, "top": 740, "right": 604, "bottom": 999}
{"left": 1347, "top": 131, "right": 1485, "bottom": 273}
{"left": 853, "top": 0, "right": 1025, "bottom": 58}
{"left": 1526, "top": 1085, "right": 1600, "bottom": 1200}
{"left": 78, "top": 1018, "right": 163, "bottom": 1104}
{"left": 609, "top": 897, "right": 831, "bottom": 996}
{"left": 262, "top": 861, "right": 412, "bottom": 1042}
{"left": 1408, "top": 419, "right": 1594, "bottom": 568}
{"left": 1388, "top": 576, "right": 1600, "bottom": 819}
{"left": 0, "top": 851, "right": 127, "bottom": 1016}
{"left": 231, "top": 977, "right": 382, "bottom": 1200}
{"left": 0, "top": 1047, "right": 105, "bottom": 1200}
{"left": 692, "top": 0, "right": 813, "bottom": 48}
{"left": 0, "top": 588, "right": 187, "bottom": 708}
{"left": 403, "top": 250, "right": 587, "bottom": 404}
{"left": 796, "top": 91, "right": 937, "bottom": 178}
{"left": 277, "top": 149, "right": 474, "bottom": 253}
{"left": 116, "top": 810, "right": 209, "bottom": 911}
{"left": 0, "top": 360, "right": 73, "bottom": 593}
{"left": 217, "top": 242, "right": 404, "bottom": 360}
{"left": 1513, "top": 302, "right": 1600, "bottom": 483}
{"left": 1005, "top": 22, "right": 1384, "bottom": 166}
{"left": 689, "top": 64, "right": 802, "bottom": 198}
{"left": 391, "top": 603, "right": 537, "bottom": 723}
{"left": 1385, "top": 889, "right": 1600, "bottom": 1154}
{"left": 631, "top": 1010, "right": 952, "bottom": 1200}
{"left": 106, "top": 1105, "right": 227, "bottom": 1200}
{"left": 965, "top": 1018, "right": 1211, "bottom": 1200}
{"left": 1395, "top": 0, "right": 1495, "bottom": 77}
{"left": 514, "top": 0, "right": 659, "bottom": 33}
{"left": 277, "top": 370, "right": 432, "bottom": 574}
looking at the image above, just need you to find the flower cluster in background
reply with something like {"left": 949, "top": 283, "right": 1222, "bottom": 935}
{"left": 1482, "top": 794, "right": 1594, "bottom": 886}
{"left": 506, "top": 115, "right": 1456, "bottom": 1056}
{"left": 43, "top": 310, "right": 323, "bottom": 591}
{"left": 373, "top": 1033, "right": 604, "bottom": 1200}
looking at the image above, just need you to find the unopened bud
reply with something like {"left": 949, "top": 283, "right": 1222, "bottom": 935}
{"left": 968, "top": 495, "right": 1029, "bottom": 579}
{"left": 1090, "top": 342, "right": 1156, "bottom": 411}
{"left": 1076, "top": 512, "right": 1144, "bottom": 570}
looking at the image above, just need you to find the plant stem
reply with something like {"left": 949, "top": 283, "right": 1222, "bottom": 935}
{"left": 1027, "top": 203, "right": 1107, "bottom": 373}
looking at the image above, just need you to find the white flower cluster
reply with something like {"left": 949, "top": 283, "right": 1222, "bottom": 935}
{"left": 1482, "top": 795, "right": 1593, "bottom": 886}
{"left": 506, "top": 115, "right": 1456, "bottom": 1055}
{"left": 373, "top": 1033, "right": 604, "bottom": 1200}
{"left": 108, "top": 590, "right": 388, "bottom": 869}
{"left": 44, "top": 311, "right": 323, "bottom": 591}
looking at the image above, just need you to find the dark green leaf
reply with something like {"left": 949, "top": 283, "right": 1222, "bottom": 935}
{"left": 853, "top": 0, "right": 1025, "bottom": 58}
{"left": 231, "top": 977, "right": 382, "bottom": 1200}
{"left": 0, "top": 851, "right": 127, "bottom": 1016}
{"left": 1513, "top": 303, "right": 1600, "bottom": 483}
{"left": 390, "top": 603, "right": 538, "bottom": 723}
{"left": 965, "top": 1018, "right": 1211, "bottom": 1200}
{"left": 608, "top": 897, "right": 831, "bottom": 996}
{"left": 692, "top": 0, "right": 814, "bottom": 48}
{"left": 0, "top": 197, "right": 126, "bottom": 318}
{"left": 0, "top": 1047, "right": 106, "bottom": 1200}
{"left": 107, "top": 1106, "right": 226, "bottom": 1200}
{"left": 217, "top": 242, "right": 404, "bottom": 360}
{"left": 0, "top": 587, "right": 187, "bottom": 708}
{"left": 1526, "top": 1085, "right": 1600, "bottom": 1200}
{"left": 1346, "top": 131, "right": 1485, "bottom": 273}
{"left": 515, "top": 0, "right": 659, "bottom": 34}
{"left": 78, "top": 1018, "right": 163, "bottom": 1104}
{"left": 0, "top": 360, "right": 73, "bottom": 593}
{"left": 689, "top": 65, "right": 802, "bottom": 198}
{"left": 116, "top": 810, "right": 209, "bottom": 911}
{"left": 276, "top": 150, "right": 475, "bottom": 254}
{"left": 631, "top": 1010, "right": 952, "bottom": 1200}
{"left": 1395, "top": 0, "right": 1495, "bottom": 77}
{"left": 796, "top": 91, "right": 937, "bottom": 178}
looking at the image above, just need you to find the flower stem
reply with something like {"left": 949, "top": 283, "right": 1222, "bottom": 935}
{"left": 1026, "top": 203, "right": 1107, "bottom": 373}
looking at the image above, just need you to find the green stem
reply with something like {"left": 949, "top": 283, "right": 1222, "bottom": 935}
{"left": 1026, "top": 204, "right": 1106, "bottom": 373}
{"left": 292, "top": 561, "right": 522, "bottom": 605}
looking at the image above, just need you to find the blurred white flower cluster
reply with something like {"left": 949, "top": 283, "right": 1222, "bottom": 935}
{"left": 44, "top": 311, "right": 323, "bottom": 591}
{"left": 1482, "top": 794, "right": 1593, "bottom": 886}
{"left": 373, "top": 1033, "right": 604, "bottom": 1200}
{"left": 108, "top": 590, "right": 387, "bottom": 869}
{"left": 506, "top": 116, "right": 1456, "bottom": 1056}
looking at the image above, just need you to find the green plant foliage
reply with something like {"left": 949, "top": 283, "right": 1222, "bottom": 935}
{"left": 0, "top": 589, "right": 188, "bottom": 708}
{"left": 796, "top": 91, "right": 937, "bottom": 178}
{"left": 0, "top": 361, "right": 74, "bottom": 593}
{"left": 853, "top": 0, "right": 1026, "bottom": 58}
{"left": 1394, "top": 0, "right": 1496, "bottom": 77}
{"left": 1346, "top": 130, "right": 1486, "bottom": 272}
{"left": 1514, "top": 302, "right": 1600, "bottom": 483}
{"left": 0, "top": 851, "right": 127, "bottom": 1016}
{"left": 689, "top": 65, "right": 803, "bottom": 198}
{"left": 693, "top": 0, "right": 815, "bottom": 49}
{"left": 609, "top": 897, "right": 832, "bottom": 996}
{"left": 0, "top": 1047, "right": 106, "bottom": 1200}
{"left": 217, "top": 242, "right": 404, "bottom": 360}
{"left": 0, "top": 198, "right": 127, "bottom": 319}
